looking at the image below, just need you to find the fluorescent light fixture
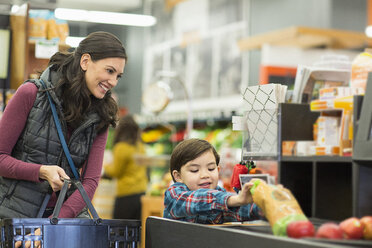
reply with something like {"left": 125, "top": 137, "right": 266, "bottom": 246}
{"left": 66, "top": 36, "right": 85, "bottom": 47}
{"left": 366, "top": 26, "right": 372, "bottom": 38}
{"left": 10, "top": 5, "right": 20, "bottom": 14}
{"left": 55, "top": 8, "right": 156, "bottom": 27}
{"left": 10, "top": 4, "right": 27, "bottom": 15}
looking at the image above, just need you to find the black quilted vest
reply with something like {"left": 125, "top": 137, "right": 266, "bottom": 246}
{"left": 0, "top": 67, "right": 100, "bottom": 218}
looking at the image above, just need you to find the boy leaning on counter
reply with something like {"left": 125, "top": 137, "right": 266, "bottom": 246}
{"left": 163, "top": 138, "right": 264, "bottom": 224}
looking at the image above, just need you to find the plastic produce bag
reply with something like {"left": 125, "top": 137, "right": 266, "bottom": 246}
{"left": 250, "top": 180, "right": 307, "bottom": 236}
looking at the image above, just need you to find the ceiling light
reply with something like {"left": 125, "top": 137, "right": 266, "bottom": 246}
{"left": 10, "top": 4, "right": 27, "bottom": 15}
{"left": 54, "top": 8, "right": 156, "bottom": 27}
{"left": 10, "top": 5, "right": 19, "bottom": 14}
{"left": 366, "top": 26, "right": 372, "bottom": 38}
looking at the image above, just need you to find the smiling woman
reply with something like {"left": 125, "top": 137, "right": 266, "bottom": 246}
{"left": 81, "top": 55, "right": 125, "bottom": 99}
{"left": 0, "top": 31, "right": 127, "bottom": 222}
{"left": 48, "top": 31, "right": 127, "bottom": 131}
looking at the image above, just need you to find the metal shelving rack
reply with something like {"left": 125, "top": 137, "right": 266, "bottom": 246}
{"left": 352, "top": 72, "right": 372, "bottom": 218}
{"left": 241, "top": 100, "right": 371, "bottom": 221}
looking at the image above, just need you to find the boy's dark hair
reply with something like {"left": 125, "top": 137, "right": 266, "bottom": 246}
{"left": 170, "top": 138, "right": 220, "bottom": 182}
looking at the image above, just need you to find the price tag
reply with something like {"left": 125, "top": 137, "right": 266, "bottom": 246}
{"left": 35, "top": 40, "right": 59, "bottom": 59}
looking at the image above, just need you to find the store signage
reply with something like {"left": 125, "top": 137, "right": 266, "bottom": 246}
{"left": 35, "top": 40, "right": 58, "bottom": 59}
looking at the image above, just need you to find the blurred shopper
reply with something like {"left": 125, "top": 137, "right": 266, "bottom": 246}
{"left": 104, "top": 115, "right": 148, "bottom": 219}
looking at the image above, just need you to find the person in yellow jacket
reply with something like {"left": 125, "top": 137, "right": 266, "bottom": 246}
{"left": 104, "top": 114, "right": 148, "bottom": 219}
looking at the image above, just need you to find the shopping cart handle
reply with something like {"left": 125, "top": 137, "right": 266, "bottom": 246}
{"left": 50, "top": 179, "right": 101, "bottom": 225}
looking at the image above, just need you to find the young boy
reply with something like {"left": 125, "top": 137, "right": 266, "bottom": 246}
{"left": 163, "top": 138, "right": 263, "bottom": 224}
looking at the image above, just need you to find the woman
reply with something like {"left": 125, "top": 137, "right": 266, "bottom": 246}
{"left": 0, "top": 31, "right": 127, "bottom": 218}
{"left": 104, "top": 114, "right": 148, "bottom": 220}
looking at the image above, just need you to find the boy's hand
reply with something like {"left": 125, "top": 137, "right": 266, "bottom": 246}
{"left": 227, "top": 179, "right": 258, "bottom": 207}
{"left": 238, "top": 181, "right": 254, "bottom": 204}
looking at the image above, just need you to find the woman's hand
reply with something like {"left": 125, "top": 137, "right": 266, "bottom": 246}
{"left": 39, "top": 165, "right": 70, "bottom": 192}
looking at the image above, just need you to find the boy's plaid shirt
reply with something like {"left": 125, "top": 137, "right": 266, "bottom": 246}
{"left": 163, "top": 182, "right": 263, "bottom": 224}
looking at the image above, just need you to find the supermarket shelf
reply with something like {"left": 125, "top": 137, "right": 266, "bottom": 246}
{"left": 281, "top": 155, "right": 352, "bottom": 163}
{"left": 139, "top": 95, "right": 243, "bottom": 125}
{"left": 238, "top": 26, "right": 372, "bottom": 51}
{"left": 28, "top": 40, "right": 70, "bottom": 52}
{"left": 310, "top": 96, "right": 355, "bottom": 112}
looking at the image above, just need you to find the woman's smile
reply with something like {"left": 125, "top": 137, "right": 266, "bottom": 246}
{"left": 98, "top": 82, "right": 110, "bottom": 93}
{"left": 82, "top": 55, "right": 125, "bottom": 99}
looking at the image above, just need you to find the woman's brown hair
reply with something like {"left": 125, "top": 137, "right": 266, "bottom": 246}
{"left": 48, "top": 31, "right": 127, "bottom": 133}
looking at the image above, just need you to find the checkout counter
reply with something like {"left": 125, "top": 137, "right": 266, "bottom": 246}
{"left": 145, "top": 216, "right": 370, "bottom": 248}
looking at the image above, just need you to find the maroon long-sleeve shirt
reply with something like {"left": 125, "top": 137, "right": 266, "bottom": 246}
{"left": 0, "top": 82, "right": 107, "bottom": 217}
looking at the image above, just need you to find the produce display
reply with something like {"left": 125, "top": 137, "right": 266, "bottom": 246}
{"left": 250, "top": 180, "right": 372, "bottom": 243}
{"left": 339, "top": 217, "right": 364, "bottom": 239}
{"left": 312, "top": 216, "right": 372, "bottom": 242}
{"left": 286, "top": 220, "right": 315, "bottom": 238}
{"left": 315, "top": 222, "right": 344, "bottom": 239}
{"left": 360, "top": 216, "right": 372, "bottom": 240}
